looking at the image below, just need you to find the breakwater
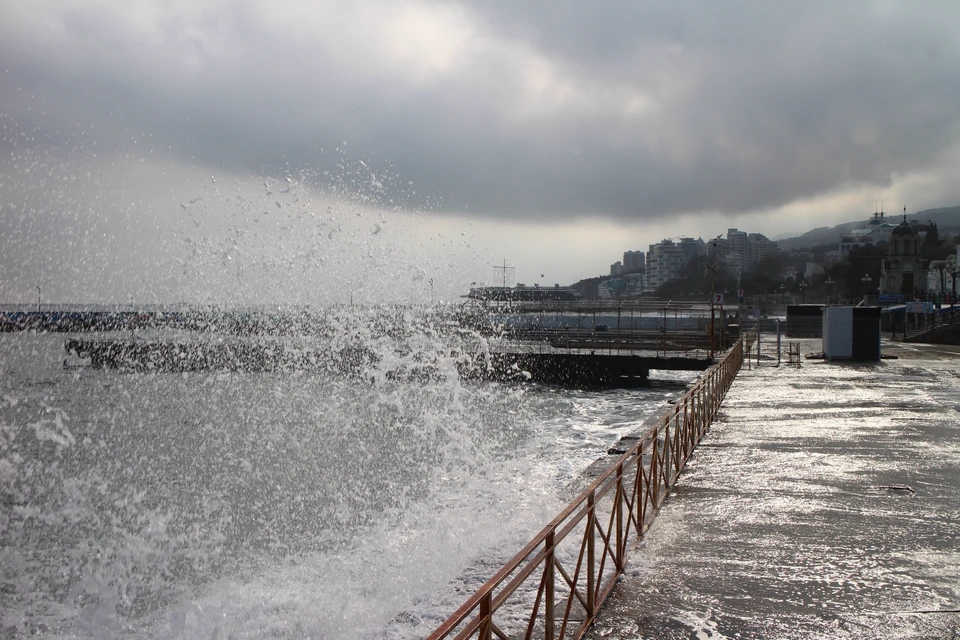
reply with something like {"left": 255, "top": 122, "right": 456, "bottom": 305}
{"left": 1, "top": 309, "right": 327, "bottom": 334}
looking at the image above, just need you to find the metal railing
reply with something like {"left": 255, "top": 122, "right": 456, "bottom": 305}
{"left": 429, "top": 326, "right": 758, "bottom": 640}
{"left": 902, "top": 304, "right": 960, "bottom": 342}
{"left": 487, "top": 328, "right": 729, "bottom": 359}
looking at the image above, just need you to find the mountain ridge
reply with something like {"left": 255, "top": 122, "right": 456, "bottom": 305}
{"left": 776, "top": 205, "right": 960, "bottom": 251}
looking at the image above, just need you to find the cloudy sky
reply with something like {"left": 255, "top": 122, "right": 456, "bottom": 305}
{"left": 2, "top": 1, "right": 959, "bottom": 304}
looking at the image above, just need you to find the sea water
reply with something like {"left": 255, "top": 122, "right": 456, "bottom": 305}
{"left": 0, "top": 318, "right": 695, "bottom": 639}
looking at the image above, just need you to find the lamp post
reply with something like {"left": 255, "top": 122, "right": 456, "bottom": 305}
{"left": 861, "top": 274, "right": 873, "bottom": 302}
{"left": 799, "top": 281, "right": 807, "bottom": 304}
{"left": 824, "top": 277, "right": 835, "bottom": 305}
{"left": 931, "top": 261, "right": 947, "bottom": 307}
{"left": 707, "top": 238, "right": 719, "bottom": 358}
{"left": 947, "top": 256, "right": 959, "bottom": 307}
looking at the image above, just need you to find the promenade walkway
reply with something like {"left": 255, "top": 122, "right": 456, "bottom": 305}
{"left": 588, "top": 338, "right": 960, "bottom": 639}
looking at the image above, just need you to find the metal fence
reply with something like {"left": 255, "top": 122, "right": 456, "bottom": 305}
{"left": 488, "top": 328, "right": 723, "bottom": 359}
{"left": 428, "top": 326, "right": 757, "bottom": 640}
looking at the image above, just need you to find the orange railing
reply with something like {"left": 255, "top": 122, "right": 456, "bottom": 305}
{"left": 429, "top": 326, "right": 757, "bottom": 640}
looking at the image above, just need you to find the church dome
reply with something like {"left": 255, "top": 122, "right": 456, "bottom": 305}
{"left": 891, "top": 219, "right": 915, "bottom": 237}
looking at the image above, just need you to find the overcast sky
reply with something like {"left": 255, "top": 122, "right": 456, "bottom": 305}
{"left": 3, "top": 1, "right": 960, "bottom": 304}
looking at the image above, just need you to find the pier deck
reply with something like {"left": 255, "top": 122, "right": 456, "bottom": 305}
{"left": 586, "top": 337, "right": 960, "bottom": 639}
{"left": 64, "top": 337, "right": 716, "bottom": 386}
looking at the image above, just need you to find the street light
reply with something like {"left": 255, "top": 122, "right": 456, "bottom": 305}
{"left": 947, "top": 256, "right": 959, "bottom": 306}
{"left": 778, "top": 283, "right": 786, "bottom": 304}
{"left": 799, "top": 280, "right": 807, "bottom": 304}
{"left": 824, "top": 277, "right": 835, "bottom": 305}
{"left": 861, "top": 273, "right": 873, "bottom": 300}
{"left": 707, "top": 238, "right": 719, "bottom": 358}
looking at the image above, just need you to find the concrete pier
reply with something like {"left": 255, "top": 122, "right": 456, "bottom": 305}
{"left": 466, "top": 351, "right": 713, "bottom": 386}
{"left": 64, "top": 338, "right": 714, "bottom": 386}
{"left": 586, "top": 337, "right": 960, "bottom": 639}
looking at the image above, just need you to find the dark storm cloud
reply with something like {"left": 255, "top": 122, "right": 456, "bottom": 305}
{"left": 2, "top": 0, "right": 959, "bottom": 221}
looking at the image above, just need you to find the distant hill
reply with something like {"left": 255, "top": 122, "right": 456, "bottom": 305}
{"left": 777, "top": 205, "right": 960, "bottom": 251}
{"left": 916, "top": 205, "right": 960, "bottom": 228}
{"left": 776, "top": 222, "right": 862, "bottom": 251}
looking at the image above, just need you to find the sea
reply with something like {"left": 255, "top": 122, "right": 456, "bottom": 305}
{"left": 0, "top": 308, "right": 697, "bottom": 639}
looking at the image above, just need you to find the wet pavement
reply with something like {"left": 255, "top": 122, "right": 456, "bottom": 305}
{"left": 588, "top": 337, "right": 960, "bottom": 639}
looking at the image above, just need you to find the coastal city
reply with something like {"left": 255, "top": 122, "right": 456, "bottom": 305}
{"left": 469, "top": 205, "right": 960, "bottom": 309}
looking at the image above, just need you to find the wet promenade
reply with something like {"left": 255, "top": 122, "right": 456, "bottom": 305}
{"left": 588, "top": 337, "right": 960, "bottom": 639}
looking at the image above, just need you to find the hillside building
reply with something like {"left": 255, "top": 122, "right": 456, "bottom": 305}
{"left": 622, "top": 250, "right": 645, "bottom": 273}
{"left": 708, "top": 229, "right": 778, "bottom": 274}
{"left": 644, "top": 238, "right": 705, "bottom": 289}
{"left": 880, "top": 214, "right": 929, "bottom": 299}
{"left": 645, "top": 240, "right": 684, "bottom": 290}
{"left": 838, "top": 208, "right": 896, "bottom": 256}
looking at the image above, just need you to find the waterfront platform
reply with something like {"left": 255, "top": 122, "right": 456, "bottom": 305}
{"left": 468, "top": 351, "right": 713, "bottom": 385}
{"left": 587, "top": 337, "right": 960, "bottom": 639}
{"left": 64, "top": 338, "right": 714, "bottom": 386}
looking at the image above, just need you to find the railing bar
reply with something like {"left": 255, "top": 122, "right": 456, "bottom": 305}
{"left": 619, "top": 476, "right": 642, "bottom": 546}
{"left": 591, "top": 517, "right": 612, "bottom": 561}
{"left": 432, "top": 333, "right": 751, "bottom": 639}
{"left": 636, "top": 462, "right": 650, "bottom": 531}
{"left": 452, "top": 624, "right": 479, "bottom": 640}
{"left": 556, "top": 557, "right": 589, "bottom": 640}
{"left": 560, "top": 522, "right": 591, "bottom": 614}
{"left": 552, "top": 502, "right": 598, "bottom": 544}
{"left": 615, "top": 466, "right": 624, "bottom": 569}
{"left": 591, "top": 565, "right": 623, "bottom": 611}
{"left": 491, "top": 547, "right": 551, "bottom": 611}
{"left": 596, "top": 510, "right": 621, "bottom": 577}
{"left": 592, "top": 520, "right": 613, "bottom": 598}
{"left": 626, "top": 498, "right": 644, "bottom": 536}
{"left": 545, "top": 531, "right": 555, "bottom": 640}
{"left": 553, "top": 557, "right": 578, "bottom": 593}
{"left": 620, "top": 474, "right": 638, "bottom": 515}
{"left": 522, "top": 566, "right": 549, "bottom": 640}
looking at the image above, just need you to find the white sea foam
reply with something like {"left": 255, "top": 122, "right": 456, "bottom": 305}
{"left": 0, "top": 317, "right": 687, "bottom": 639}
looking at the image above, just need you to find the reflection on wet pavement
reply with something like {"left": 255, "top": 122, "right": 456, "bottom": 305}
{"left": 589, "top": 338, "right": 960, "bottom": 639}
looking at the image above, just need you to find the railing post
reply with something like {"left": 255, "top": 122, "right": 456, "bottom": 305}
{"left": 650, "top": 427, "right": 660, "bottom": 501}
{"left": 662, "top": 422, "right": 671, "bottom": 489}
{"left": 545, "top": 529, "right": 555, "bottom": 640}
{"left": 479, "top": 591, "right": 493, "bottom": 640}
{"left": 586, "top": 490, "right": 596, "bottom": 617}
{"left": 615, "top": 463, "right": 624, "bottom": 569}
{"left": 710, "top": 372, "right": 715, "bottom": 418}
{"left": 699, "top": 385, "right": 706, "bottom": 434}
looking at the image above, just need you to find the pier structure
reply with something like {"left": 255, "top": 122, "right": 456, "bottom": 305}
{"left": 584, "top": 337, "right": 960, "bottom": 639}
{"left": 465, "top": 299, "right": 741, "bottom": 384}
{"left": 63, "top": 334, "right": 717, "bottom": 386}
{"left": 428, "top": 332, "right": 960, "bottom": 640}
{"left": 51, "top": 301, "right": 732, "bottom": 385}
{"left": 427, "top": 327, "right": 758, "bottom": 639}
{"left": 467, "top": 298, "right": 740, "bottom": 351}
